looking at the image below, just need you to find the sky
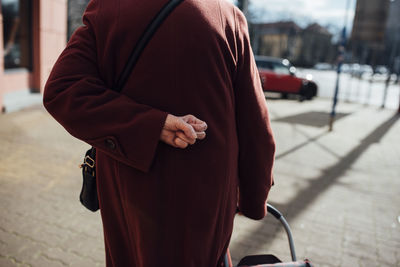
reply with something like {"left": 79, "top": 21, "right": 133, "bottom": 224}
{"left": 229, "top": 0, "right": 357, "bottom": 35}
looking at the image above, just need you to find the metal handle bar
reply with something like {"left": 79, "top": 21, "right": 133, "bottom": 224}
{"left": 267, "top": 204, "right": 297, "bottom": 262}
{"left": 232, "top": 204, "right": 297, "bottom": 262}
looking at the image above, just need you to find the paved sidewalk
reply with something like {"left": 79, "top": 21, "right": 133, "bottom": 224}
{"left": 0, "top": 98, "right": 399, "bottom": 266}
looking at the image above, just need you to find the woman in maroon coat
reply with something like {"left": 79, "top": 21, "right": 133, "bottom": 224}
{"left": 43, "top": 0, "right": 275, "bottom": 266}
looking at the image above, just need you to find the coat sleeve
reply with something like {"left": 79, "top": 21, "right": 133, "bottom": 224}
{"left": 43, "top": 0, "right": 168, "bottom": 173}
{"left": 234, "top": 8, "right": 276, "bottom": 220}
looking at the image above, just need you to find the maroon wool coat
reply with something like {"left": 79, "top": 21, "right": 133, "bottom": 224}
{"left": 43, "top": 0, "right": 275, "bottom": 266}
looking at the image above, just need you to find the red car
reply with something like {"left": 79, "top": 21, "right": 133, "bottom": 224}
{"left": 255, "top": 56, "right": 317, "bottom": 100}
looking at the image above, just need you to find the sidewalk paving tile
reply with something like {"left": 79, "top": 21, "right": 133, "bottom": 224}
{"left": 0, "top": 99, "right": 399, "bottom": 266}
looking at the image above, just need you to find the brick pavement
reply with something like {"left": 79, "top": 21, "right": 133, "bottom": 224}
{"left": 0, "top": 106, "right": 104, "bottom": 267}
{"left": 0, "top": 99, "right": 399, "bottom": 266}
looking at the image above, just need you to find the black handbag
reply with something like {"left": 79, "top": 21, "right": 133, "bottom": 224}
{"left": 80, "top": 0, "right": 184, "bottom": 212}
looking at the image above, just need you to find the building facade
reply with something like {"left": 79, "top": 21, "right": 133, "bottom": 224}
{"left": 251, "top": 21, "right": 333, "bottom": 67}
{"left": 297, "top": 23, "right": 333, "bottom": 67}
{"left": 350, "top": 0, "right": 390, "bottom": 65}
{"left": 252, "top": 21, "right": 302, "bottom": 63}
{"left": 0, "top": 0, "right": 67, "bottom": 112}
{"left": 384, "top": 0, "right": 400, "bottom": 73}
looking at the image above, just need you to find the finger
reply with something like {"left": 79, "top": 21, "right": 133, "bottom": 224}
{"left": 176, "top": 131, "right": 196, "bottom": 145}
{"left": 196, "top": 131, "right": 206, "bottom": 140}
{"left": 174, "top": 137, "right": 188, "bottom": 148}
{"left": 160, "top": 129, "right": 179, "bottom": 148}
{"left": 182, "top": 115, "right": 207, "bottom": 132}
{"left": 191, "top": 122, "right": 208, "bottom": 132}
{"left": 176, "top": 120, "right": 197, "bottom": 142}
{"left": 183, "top": 114, "right": 206, "bottom": 125}
{"left": 178, "top": 131, "right": 205, "bottom": 141}
{"left": 181, "top": 114, "right": 196, "bottom": 123}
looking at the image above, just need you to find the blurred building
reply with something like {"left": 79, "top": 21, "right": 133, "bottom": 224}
{"left": 384, "top": 0, "right": 400, "bottom": 74}
{"left": 252, "top": 21, "right": 333, "bottom": 67}
{"left": 350, "top": 0, "right": 390, "bottom": 66}
{"left": 297, "top": 23, "right": 333, "bottom": 67}
{"left": 0, "top": 0, "right": 67, "bottom": 112}
{"left": 251, "top": 21, "right": 302, "bottom": 62}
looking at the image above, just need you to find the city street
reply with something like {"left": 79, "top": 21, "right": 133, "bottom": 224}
{"left": 0, "top": 96, "right": 399, "bottom": 266}
{"left": 1, "top": 0, "right": 399, "bottom": 266}
{"left": 298, "top": 69, "right": 400, "bottom": 110}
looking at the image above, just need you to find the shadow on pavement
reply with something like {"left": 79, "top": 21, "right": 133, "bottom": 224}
{"left": 230, "top": 113, "right": 400, "bottom": 258}
{"left": 273, "top": 111, "right": 350, "bottom": 128}
{"left": 275, "top": 129, "right": 337, "bottom": 160}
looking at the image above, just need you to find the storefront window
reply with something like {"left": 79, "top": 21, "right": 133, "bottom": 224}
{"left": 2, "top": 0, "right": 32, "bottom": 70}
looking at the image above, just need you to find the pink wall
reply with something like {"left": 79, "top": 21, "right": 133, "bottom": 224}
{"left": 39, "top": 0, "right": 68, "bottom": 93}
{"left": 0, "top": 0, "right": 67, "bottom": 112}
{"left": 0, "top": 6, "right": 4, "bottom": 112}
{"left": 2, "top": 71, "right": 32, "bottom": 94}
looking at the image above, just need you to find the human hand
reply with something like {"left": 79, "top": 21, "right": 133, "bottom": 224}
{"left": 176, "top": 114, "right": 207, "bottom": 141}
{"left": 160, "top": 114, "right": 207, "bottom": 149}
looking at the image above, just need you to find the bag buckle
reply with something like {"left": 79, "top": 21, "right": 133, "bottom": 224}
{"left": 80, "top": 155, "right": 95, "bottom": 169}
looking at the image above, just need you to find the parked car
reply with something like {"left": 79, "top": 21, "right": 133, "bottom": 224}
{"left": 313, "top": 62, "right": 333, "bottom": 71}
{"left": 374, "top": 65, "right": 389, "bottom": 75}
{"left": 351, "top": 64, "right": 373, "bottom": 78}
{"left": 255, "top": 56, "right": 318, "bottom": 100}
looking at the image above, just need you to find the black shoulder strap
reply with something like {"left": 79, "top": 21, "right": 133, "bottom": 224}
{"left": 113, "top": 0, "right": 184, "bottom": 92}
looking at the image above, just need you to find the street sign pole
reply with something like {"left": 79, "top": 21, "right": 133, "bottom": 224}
{"left": 329, "top": 0, "right": 351, "bottom": 131}
{"left": 398, "top": 93, "right": 400, "bottom": 113}
{"left": 381, "top": 74, "right": 391, "bottom": 108}
{"left": 329, "top": 46, "right": 345, "bottom": 131}
{"left": 398, "top": 82, "right": 400, "bottom": 113}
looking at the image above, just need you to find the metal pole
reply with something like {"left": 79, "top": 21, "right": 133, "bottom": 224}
{"left": 329, "top": 0, "right": 351, "bottom": 131}
{"left": 381, "top": 74, "right": 391, "bottom": 108}
{"left": 398, "top": 83, "right": 400, "bottom": 113}
{"left": 329, "top": 60, "right": 343, "bottom": 131}
{"left": 398, "top": 99, "right": 400, "bottom": 114}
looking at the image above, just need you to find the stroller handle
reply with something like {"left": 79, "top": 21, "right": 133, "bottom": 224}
{"left": 235, "top": 204, "right": 297, "bottom": 262}
{"left": 266, "top": 204, "right": 282, "bottom": 220}
{"left": 236, "top": 204, "right": 282, "bottom": 219}
{"left": 267, "top": 204, "right": 297, "bottom": 261}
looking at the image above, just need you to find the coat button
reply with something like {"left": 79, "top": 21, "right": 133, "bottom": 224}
{"left": 105, "top": 139, "right": 116, "bottom": 150}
